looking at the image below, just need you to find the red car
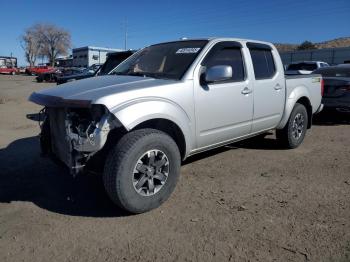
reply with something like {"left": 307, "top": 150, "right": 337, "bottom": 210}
{"left": 0, "top": 66, "right": 18, "bottom": 75}
{"left": 26, "top": 66, "right": 54, "bottom": 75}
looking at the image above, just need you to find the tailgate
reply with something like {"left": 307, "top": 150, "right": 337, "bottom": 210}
{"left": 323, "top": 77, "right": 350, "bottom": 98}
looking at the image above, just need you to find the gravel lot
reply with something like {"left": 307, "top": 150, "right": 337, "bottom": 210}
{"left": 0, "top": 75, "right": 349, "bottom": 262}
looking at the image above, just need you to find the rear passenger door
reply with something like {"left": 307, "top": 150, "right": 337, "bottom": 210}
{"left": 247, "top": 43, "right": 285, "bottom": 132}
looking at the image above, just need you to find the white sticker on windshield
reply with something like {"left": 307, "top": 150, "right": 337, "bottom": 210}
{"left": 176, "top": 48, "right": 201, "bottom": 54}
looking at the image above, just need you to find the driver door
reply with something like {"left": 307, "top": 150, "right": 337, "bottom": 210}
{"left": 194, "top": 42, "right": 254, "bottom": 148}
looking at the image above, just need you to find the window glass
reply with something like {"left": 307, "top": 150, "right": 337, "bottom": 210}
{"left": 249, "top": 49, "right": 276, "bottom": 79}
{"left": 112, "top": 40, "right": 208, "bottom": 80}
{"left": 287, "top": 62, "right": 317, "bottom": 71}
{"left": 202, "top": 42, "right": 245, "bottom": 82}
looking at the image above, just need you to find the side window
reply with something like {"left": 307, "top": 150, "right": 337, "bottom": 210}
{"left": 202, "top": 42, "right": 245, "bottom": 82}
{"left": 249, "top": 48, "right": 276, "bottom": 79}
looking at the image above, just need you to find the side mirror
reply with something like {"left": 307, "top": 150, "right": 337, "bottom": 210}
{"left": 204, "top": 65, "right": 232, "bottom": 83}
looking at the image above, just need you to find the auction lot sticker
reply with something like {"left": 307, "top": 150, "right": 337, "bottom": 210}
{"left": 176, "top": 48, "right": 201, "bottom": 54}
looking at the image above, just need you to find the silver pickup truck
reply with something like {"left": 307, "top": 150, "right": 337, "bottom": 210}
{"left": 29, "top": 38, "right": 323, "bottom": 213}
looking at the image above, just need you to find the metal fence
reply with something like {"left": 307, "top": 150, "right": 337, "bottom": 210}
{"left": 280, "top": 47, "right": 350, "bottom": 65}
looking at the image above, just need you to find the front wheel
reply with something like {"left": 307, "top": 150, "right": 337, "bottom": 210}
{"left": 276, "top": 103, "right": 308, "bottom": 149}
{"left": 103, "top": 128, "right": 181, "bottom": 213}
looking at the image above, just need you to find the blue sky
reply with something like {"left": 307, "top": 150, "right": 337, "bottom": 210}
{"left": 1, "top": 0, "right": 349, "bottom": 65}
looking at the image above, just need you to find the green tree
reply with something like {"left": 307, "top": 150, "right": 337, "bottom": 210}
{"left": 298, "top": 41, "right": 316, "bottom": 50}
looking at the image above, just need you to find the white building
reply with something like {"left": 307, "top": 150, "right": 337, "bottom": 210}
{"left": 72, "top": 46, "right": 124, "bottom": 67}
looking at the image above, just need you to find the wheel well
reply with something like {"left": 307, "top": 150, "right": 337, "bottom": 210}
{"left": 133, "top": 119, "right": 186, "bottom": 159}
{"left": 85, "top": 118, "right": 187, "bottom": 173}
{"left": 296, "top": 97, "right": 312, "bottom": 128}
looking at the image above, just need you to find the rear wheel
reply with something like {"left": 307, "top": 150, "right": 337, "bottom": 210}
{"left": 103, "top": 128, "right": 181, "bottom": 213}
{"left": 276, "top": 103, "right": 308, "bottom": 149}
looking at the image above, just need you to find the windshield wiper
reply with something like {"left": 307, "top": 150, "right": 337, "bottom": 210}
{"left": 112, "top": 72, "right": 148, "bottom": 77}
{"left": 127, "top": 72, "right": 148, "bottom": 77}
{"left": 113, "top": 71, "right": 173, "bottom": 80}
{"left": 112, "top": 72, "right": 128, "bottom": 76}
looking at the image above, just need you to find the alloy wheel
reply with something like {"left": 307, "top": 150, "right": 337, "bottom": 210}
{"left": 132, "top": 150, "right": 170, "bottom": 196}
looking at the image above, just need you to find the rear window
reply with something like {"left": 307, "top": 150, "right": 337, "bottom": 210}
{"left": 287, "top": 63, "right": 317, "bottom": 71}
{"left": 249, "top": 49, "right": 276, "bottom": 79}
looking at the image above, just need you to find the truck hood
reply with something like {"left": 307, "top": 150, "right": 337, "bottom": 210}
{"left": 29, "top": 75, "right": 177, "bottom": 108}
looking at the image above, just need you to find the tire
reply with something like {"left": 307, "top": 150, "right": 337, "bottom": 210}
{"left": 103, "top": 128, "right": 181, "bottom": 213}
{"left": 276, "top": 103, "right": 308, "bottom": 149}
{"left": 11, "top": 71, "right": 15, "bottom": 75}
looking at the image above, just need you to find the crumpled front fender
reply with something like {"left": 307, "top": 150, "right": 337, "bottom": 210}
{"left": 108, "top": 98, "right": 194, "bottom": 157}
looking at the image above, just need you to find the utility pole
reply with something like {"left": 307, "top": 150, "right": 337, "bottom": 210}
{"left": 124, "top": 18, "right": 128, "bottom": 50}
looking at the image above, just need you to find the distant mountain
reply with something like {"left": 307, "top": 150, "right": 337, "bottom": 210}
{"left": 275, "top": 37, "right": 350, "bottom": 52}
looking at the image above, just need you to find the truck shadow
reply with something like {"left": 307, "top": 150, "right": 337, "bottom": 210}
{"left": 0, "top": 133, "right": 290, "bottom": 217}
{"left": 313, "top": 111, "right": 350, "bottom": 126}
{"left": 0, "top": 136, "right": 129, "bottom": 218}
{"left": 184, "top": 133, "right": 285, "bottom": 165}
{"left": 233, "top": 135, "right": 287, "bottom": 150}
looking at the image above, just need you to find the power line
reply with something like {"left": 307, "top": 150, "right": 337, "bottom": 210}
{"left": 124, "top": 18, "right": 128, "bottom": 50}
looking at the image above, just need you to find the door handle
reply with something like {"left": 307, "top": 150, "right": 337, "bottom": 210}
{"left": 274, "top": 84, "right": 282, "bottom": 90}
{"left": 241, "top": 87, "right": 252, "bottom": 95}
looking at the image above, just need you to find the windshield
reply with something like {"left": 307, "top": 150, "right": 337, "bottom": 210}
{"left": 111, "top": 40, "right": 208, "bottom": 80}
{"left": 287, "top": 63, "right": 317, "bottom": 71}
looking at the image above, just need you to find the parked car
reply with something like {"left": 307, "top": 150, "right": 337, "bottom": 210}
{"left": 285, "top": 61, "right": 329, "bottom": 75}
{"left": 56, "top": 52, "right": 134, "bottom": 84}
{"left": 0, "top": 66, "right": 18, "bottom": 75}
{"left": 313, "top": 64, "right": 350, "bottom": 113}
{"left": 26, "top": 66, "right": 54, "bottom": 76}
{"left": 18, "top": 67, "right": 27, "bottom": 74}
{"left": 89, "top": 63, "right": 103, "bottom": 72}
{"left": 36, "top": 67, "right": 86, "bottom": 83}
{"left": 56, "top": 66, "right": 99, "bottom": 85}
{"left": 36, "top": 69, "right": 62, "bottom": 82}
{"left": 28, "top": 38, "right": 323, "bottom": 213}
{"left": 97, "top": 51, "right": 135, "bottom": 75}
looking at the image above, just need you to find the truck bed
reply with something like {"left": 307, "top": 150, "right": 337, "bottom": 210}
{"left": 285, "top": 74, "right": 322, "bottom": 114}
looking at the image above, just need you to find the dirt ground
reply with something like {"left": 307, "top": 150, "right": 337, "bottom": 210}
{"left": 0, "top": 75, "right": 349, "bottom": 262}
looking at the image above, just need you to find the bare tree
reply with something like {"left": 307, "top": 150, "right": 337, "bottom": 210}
{"left": 36, "top": 23, "right": 71, "bottom": 66}
{"left": 20, "top": 27, "right": 41, "bottom": 67}
{"left": 20, "top": 23, "right": 71, "bottom": 67}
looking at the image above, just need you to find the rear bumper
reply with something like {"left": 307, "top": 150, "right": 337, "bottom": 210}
{"left": 315, "top": 104, "right": 324, "bottom": 114}
{"left": 322, "top": 97, "right": 350, "bottom": 112}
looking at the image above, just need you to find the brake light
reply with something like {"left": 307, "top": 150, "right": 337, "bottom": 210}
{"left": 321, "top": 78, "right": 324, "bottom": 96}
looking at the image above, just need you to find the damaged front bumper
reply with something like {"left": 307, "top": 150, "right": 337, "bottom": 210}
{"left": 28, "top": 105, "right": 120, "bottom": 175}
